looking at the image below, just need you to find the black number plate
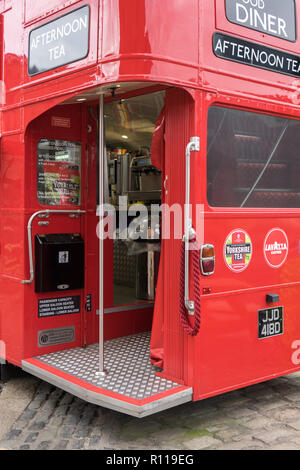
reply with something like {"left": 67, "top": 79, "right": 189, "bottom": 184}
{"left": 258, "top": 307, "right": 283, "bottom": 339}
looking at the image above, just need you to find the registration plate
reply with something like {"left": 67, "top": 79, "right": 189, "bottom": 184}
{"left": 258, "top": 307, "right": 283, "bottom": 339}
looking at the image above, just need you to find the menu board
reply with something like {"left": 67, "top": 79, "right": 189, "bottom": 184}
{"left": 37, "top": 139, "right": 81, "bottom": 206}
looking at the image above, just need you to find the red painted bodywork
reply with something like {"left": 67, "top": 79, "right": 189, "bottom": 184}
{"left": 0, "top": 0, "right": 300, "bottom": 404}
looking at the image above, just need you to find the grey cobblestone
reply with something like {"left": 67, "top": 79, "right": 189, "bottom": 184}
{"left": 253, "top": 427, "right": 296, "bottom": 444}
{"left": 287, "top": 419, "right": 300, "bottom": 431}
{"left": 48, "top": 416, "right": 64, "bottom": 427}
{"left": 71, "top": 439, "right": 85, "bottom": 450}
{"left": 6, "top": 429, "right": 22, "bottom": 440}
{"left": 36, "top": 441, "right": 51, "bottom": 450}
{"left": 60, "top": 425, "right": 75, "bottom": 439}
{"left": 53, "top": 404, "right": 69, "bottom": 417}
{"left": 87, "top": 437, "right": 101, "bottom": 449}
{"left": 217, "top": 439, "right": 265, "bottom": 450}
{"left": 241, "top": 415, "right": 279, "bottom": 430}
{"left": 21, "top": 409, "right": 37, "bottom": 421}
{"left": 187, "top": 437, "right": 222, "bottom": 450}
{"left": 35, "top": 428, "right": 58, "bottom": 442}
{"left": 28, "top": 422, "right": 46, "bottom": 432}
{"left": 74, "top": 428, "right": 90, "bottom": 439}
{"left": 3, "top": 374, "right": 300, "bottom": 449}
{"left": 55, "top": 439, "right": 68, "bottom": 450}
{"left": 215, "top": 427, "right": 248, "bottom": 442}
{"left": 27, "top": 399, "right": 45, "bottom": 411}
{"left": 33, "top": 410, "right": 53, "bottom": 423}
{"left": 24, "top": 432, "right": 39, "bottom": 444}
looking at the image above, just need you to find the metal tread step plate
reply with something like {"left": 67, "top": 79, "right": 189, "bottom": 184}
{"left": 22, "top": 332, "right": 193, "bottom": 418}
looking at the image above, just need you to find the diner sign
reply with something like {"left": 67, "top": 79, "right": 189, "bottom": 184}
{"left": 225, "top": 0, "right": 296, "bottom": 42}
{"left": 28, "top": 5, "right": 90, "bottom": 76}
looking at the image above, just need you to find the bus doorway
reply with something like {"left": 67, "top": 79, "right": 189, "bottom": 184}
{"left": 22, "top": 87, "right": 194, "bottom": 417}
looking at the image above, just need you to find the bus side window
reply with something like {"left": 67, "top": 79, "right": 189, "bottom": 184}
{"left": 207, "top": 107, "right": 300, "bottom": 209}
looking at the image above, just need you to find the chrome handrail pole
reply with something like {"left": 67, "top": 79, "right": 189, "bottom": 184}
{"left": 97, "top": 94, "right": 108, "bottom": 376}
{"left": 184, "top": 137, "right": 200, "bottom": 315}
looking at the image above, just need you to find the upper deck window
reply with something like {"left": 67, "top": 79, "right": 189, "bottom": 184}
{"left": 207, "top": 106, "right": 300, "bottom": 208}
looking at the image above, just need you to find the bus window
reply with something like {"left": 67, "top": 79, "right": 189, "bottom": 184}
{"left": 207, "top": 106, "right": 300, "bottom": 208}
{"left": 37, "top": 139, "right": 81, "bottom": 206}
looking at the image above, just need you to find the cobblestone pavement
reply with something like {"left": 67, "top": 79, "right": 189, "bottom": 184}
{"left": 2, "top": 372, "right": 300, "bottom": 450}
{"left": 0, "top": 371, "right": 37, "bottom": 443}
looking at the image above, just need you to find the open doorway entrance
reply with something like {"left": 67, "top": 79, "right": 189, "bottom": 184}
{"left": 83, "top": 89, "right": 166, "bottom": 347}
{"left": 23, "top": 86, "right": 194, "bottom": 417}
{"left": 104, "top": 91, "right": 164, "bottom": 308}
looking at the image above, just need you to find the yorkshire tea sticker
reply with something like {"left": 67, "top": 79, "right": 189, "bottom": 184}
{"left": 224, "top": 229, "right": 252, "bottom": 273}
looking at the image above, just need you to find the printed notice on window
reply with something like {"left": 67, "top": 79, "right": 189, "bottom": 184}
{"left": 37, "top": 139, "right": 81, "bottom": 206}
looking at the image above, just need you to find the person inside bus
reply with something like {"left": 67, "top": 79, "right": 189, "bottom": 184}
{"left": 149, "top": 107, "right": 165, "bottom": 369}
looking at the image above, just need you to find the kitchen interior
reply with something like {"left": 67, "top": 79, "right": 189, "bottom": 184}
{"left": 103, "top": 90, "right": 165, "bottom": 307}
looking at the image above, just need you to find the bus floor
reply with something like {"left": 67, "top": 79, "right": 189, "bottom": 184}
{"left": 22, "top": 332, "right": 192, "bottom": 417}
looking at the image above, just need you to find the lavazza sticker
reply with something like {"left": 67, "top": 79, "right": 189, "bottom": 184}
{"left": 224, "top": 229, "right": 252, "bottom": 273}
{"left": 264, "top": 228, "right": 289, "bottom": 268}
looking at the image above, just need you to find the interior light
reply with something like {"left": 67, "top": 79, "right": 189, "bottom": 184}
{"left": 77, "top": 98, "right": 87, "bottom": 102}
{"left": 122, "top": 135, "right": 128, "bottom": 139}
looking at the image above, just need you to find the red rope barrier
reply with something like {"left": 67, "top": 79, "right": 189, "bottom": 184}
{"left": 179, "top": 240, "right": 201, "bottom": 336}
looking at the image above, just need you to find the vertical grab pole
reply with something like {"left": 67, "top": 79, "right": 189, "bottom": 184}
{"left": 184, "top": 137, "right": 200, "bottom": 315}
{"left": 97, "top": 93, "right": 108, "bottom": 376}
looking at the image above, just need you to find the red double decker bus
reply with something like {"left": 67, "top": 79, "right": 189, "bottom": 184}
{"left": 1, "top": 0, "right": 300, "bottom": 417}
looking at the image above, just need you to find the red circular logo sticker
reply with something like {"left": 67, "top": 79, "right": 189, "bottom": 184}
{"left": 224, "top": 229, "right": 252, "bottom": 273}
{"left": 264, "top": 229, "right": 288, "bottom": 269}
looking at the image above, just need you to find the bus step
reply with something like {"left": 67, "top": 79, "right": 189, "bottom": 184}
{"left": 22, "top": 332, "right": 192, "bottom": 418}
